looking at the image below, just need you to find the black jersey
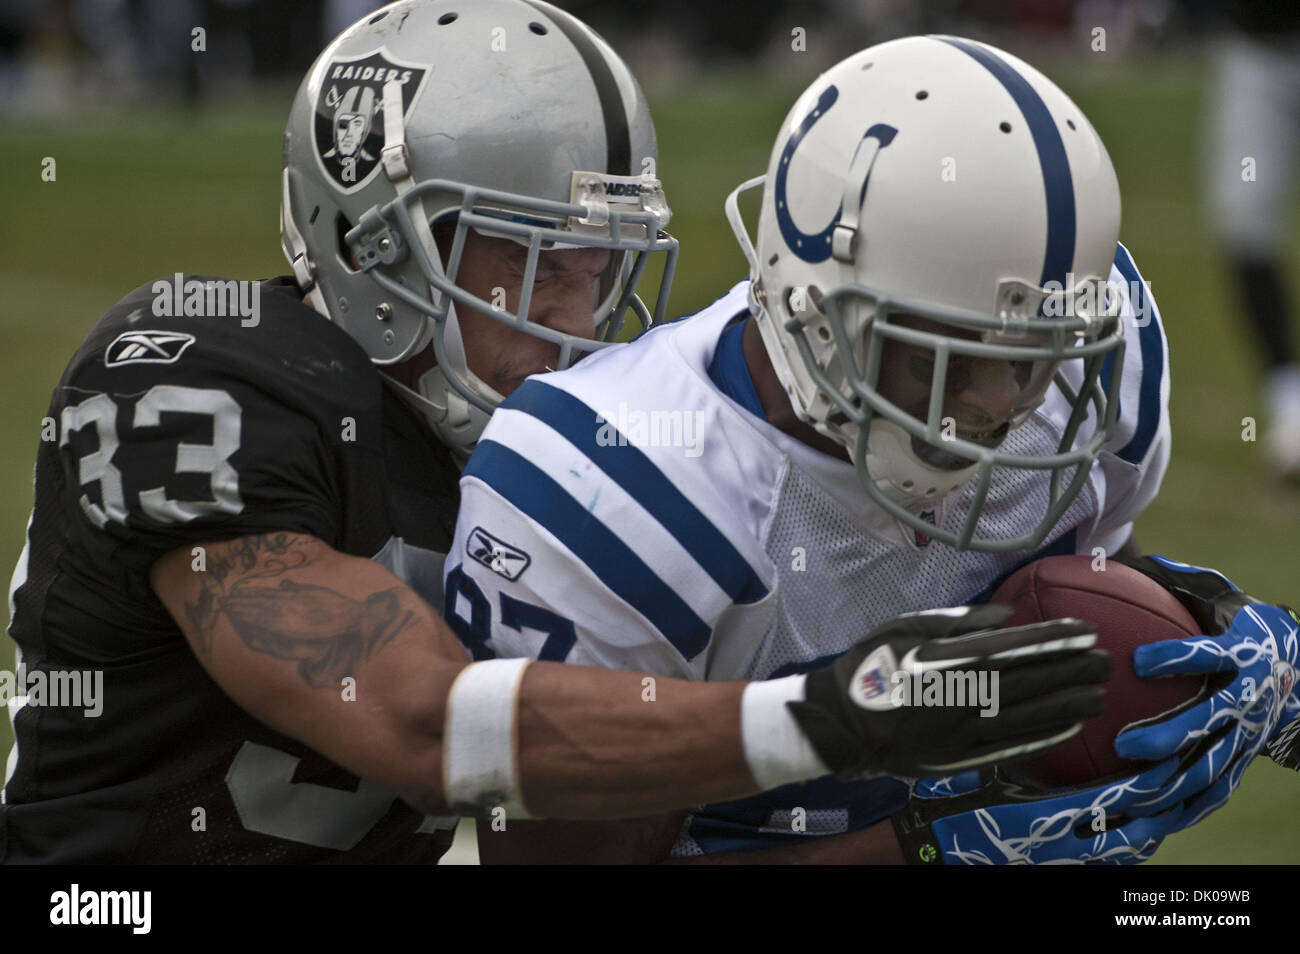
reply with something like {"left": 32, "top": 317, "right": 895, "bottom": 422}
{"left": 2, "top": 275, "right": 461, "bottom": 863}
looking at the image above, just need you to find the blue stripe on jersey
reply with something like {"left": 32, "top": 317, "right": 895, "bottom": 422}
{"left": 936, "top": 36, "right": 1075, "bottom": 289}
{"left": 502, "top": 380, "right": 769, "bottom": 606}
{"left": 465, "top": 440, "right": 713, "bottom": 659}
{"left": 1112, "top": 243, "right": 1164, "bottom": 465}
{"left": 707, "top": 318, "right": 767, "bottom": 421}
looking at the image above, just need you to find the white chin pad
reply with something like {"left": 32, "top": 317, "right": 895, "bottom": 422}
{"left": 866, "top": 418, "right": 977, "bottom": 503}
{"left": 416, "top": 366, "right": 470, "bottom": 428}
{"left": 414, "top": 364, "right": 494, "bottom": 444}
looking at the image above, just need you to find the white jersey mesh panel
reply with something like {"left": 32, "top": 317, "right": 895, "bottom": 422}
{"left": 751, "top": 414, "right": 1100, "bottom": 679}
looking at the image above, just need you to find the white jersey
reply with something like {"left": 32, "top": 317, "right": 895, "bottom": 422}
{"left": 446, "top": 242, "right": 1170, "bottom": 855}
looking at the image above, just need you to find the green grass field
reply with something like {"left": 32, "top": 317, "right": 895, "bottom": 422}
{"left": 3, "top": 48, "right": 1298, "bottom": 863}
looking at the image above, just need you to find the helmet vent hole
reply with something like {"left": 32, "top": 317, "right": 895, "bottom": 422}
{"left": 768, "top": 253, "right": 779, "bottom": 266}
{"left": 437, "top": 12, "right": 458, "bottom": 25}
{"left": 1066, "top": 118, "right": 1077, "bottom": 130}
{"left": 999, "top": 121, "right": 1012, "bottom": 133}
{"left": 308, "top": 206, "right": 319, "bottom": 225}
{"left": 529, "top": 21, "right": 548, "bottom": 35}
{"left": 902, "top": 480, "right": 914, "bottom": 489}
{"left": 915, "top": 90, "right": 928, "bottom": 100}
{"left": 369, "top": 11, "right": 388, "bottom": 24}
{"left": 862, "top": 62, "right": 873, "bottom": 70}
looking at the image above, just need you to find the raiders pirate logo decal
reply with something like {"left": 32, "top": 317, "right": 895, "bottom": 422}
{"left": 313, "top": 49, "right": 428, "bottom": 192}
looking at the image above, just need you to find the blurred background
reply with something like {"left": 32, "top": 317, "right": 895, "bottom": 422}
{"left": 2, "top": 0, "right": 1299, "bottom": 864}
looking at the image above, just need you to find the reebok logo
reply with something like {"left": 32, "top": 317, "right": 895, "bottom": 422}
{"left": 104, "top": 330, "right": 196, "bottom": 367}
{"left": 467, "top": 527, "right": 532, "bottom": 581}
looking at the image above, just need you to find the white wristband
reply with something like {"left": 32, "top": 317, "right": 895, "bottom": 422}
{"left": 443, "top": 658, "right": 533, "bottom": 818}
{"left": 740, "top": 675, "right": 831, "bottom": 790}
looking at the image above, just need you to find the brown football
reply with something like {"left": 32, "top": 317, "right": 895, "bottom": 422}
{"left": 990, "top": 554, "right": 1206, "bottom": 787}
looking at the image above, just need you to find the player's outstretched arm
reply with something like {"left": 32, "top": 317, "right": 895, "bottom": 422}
{"left": 149, "top": 531, "right": 759, "bottom": 818}
{"left": 154, "top": 539, "right": 1113, "bottom": 824}
{"left": 480, "top": 605, "right": 1116, "bottom": 863}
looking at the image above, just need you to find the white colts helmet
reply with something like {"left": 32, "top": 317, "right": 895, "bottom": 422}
{"left": 281, "top": 0, "right": 678, "bottom": 463}
{"left": 727, "top": 35, "right": 1126, "bottom": 552}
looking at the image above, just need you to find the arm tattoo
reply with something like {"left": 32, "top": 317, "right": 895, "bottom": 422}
{"left": 184, "top": 532, "right": 414, "bottom": 688}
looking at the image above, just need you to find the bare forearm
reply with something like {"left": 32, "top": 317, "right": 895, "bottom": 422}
{"left": 152, "top": 533, "right": 463, "bottom": 811}
{"left": 516, "top": 662, "right": 756, "bottom": 818}
{"left": 153, "top": 533, "right": 768, "bottom": 821}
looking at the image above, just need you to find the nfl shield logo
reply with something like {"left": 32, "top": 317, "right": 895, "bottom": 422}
{"left": 313, "top": 49, "right": 429, "bottom": 193}
{"left": 914, "top": 509, "right": 936, "bottom": 548}
{"left": 858, "top": 668, "right": 887, "bottom": 700}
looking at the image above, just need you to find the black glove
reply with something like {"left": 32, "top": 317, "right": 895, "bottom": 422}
{"left": 1114, "top": 553, "right": 1261, "bottom": 635}
{"left": 789, "top": 604, "right": 1111, "bottom": 779}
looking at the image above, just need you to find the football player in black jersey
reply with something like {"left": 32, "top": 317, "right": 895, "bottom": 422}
{"left": 2, "top": 0, "right": 1112, "bottom": 863}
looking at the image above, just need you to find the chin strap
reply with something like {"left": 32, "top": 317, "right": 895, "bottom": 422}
{"left": 381, "top": 369, "right": 491, "bottom": 470}
{"left": 281, "top": 168, "right": 330, "bottom": 319}
{"left": 724, "top": 175, "right": 766, "bottom": 277}
{"left": 375, "top": 78, "right": 493, "bottom": 466}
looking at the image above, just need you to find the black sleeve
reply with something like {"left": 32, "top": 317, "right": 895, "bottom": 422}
{"left": 51, "top": 276, "right": 384, "bottom": 575}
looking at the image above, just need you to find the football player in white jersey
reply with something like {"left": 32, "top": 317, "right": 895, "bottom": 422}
{"left": 446, "top": 36, "right": 1300, "bottom": 864}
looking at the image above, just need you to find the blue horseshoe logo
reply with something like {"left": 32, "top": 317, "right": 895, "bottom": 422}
{"left": 774, "top": 85, "right": 898, "bottom": 263}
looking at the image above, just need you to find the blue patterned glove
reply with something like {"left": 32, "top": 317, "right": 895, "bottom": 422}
{"left": 1115, "top": 555, "right": 1300, "bottom": 786}
{"left": 1112, "top": 603, "right": 1299, "bottom": 819}
{"left": 892, "top": 762, "right": 1191, "bottom": 865}
{"left": 891, "top": 556, "right": 1300, "bottom": 865}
